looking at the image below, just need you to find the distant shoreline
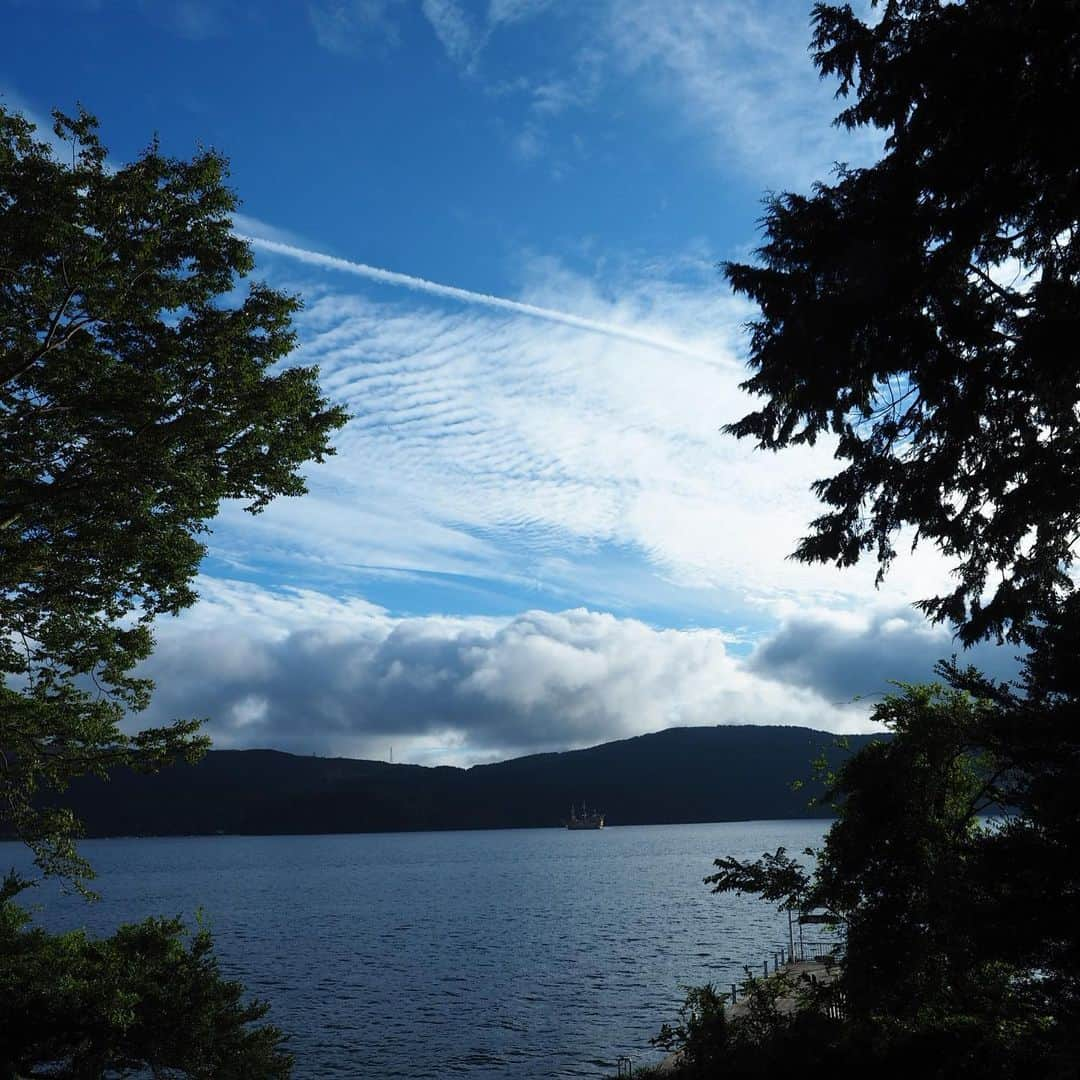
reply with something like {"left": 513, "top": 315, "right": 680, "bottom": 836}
{"left": 30, "top": 725, "right": 880, "bottom": 840}
{"left": 1, "top": 816, "right": 841, "bottom": 845}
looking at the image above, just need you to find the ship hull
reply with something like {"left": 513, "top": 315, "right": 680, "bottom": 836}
{"left": 563, "top": 802, "right": 605, "bottom": 829}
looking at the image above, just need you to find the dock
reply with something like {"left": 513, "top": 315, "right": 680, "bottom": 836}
{"left": 654, "top": 948, "right": 843, "bottom": 1075}
{"left": 726, "top": 957, "right": 839, "bottom": 1018}
{"left": 613, "top": 912, "right": 845, "bottom": 1076}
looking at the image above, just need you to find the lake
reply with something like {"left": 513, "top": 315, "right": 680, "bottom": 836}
{"left": 2, "top": 820, "right": 828, "bottom": 1078}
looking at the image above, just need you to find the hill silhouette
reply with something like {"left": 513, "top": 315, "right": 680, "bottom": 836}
{"left": 53, "top": 725, "right": 882, "bottom": 837}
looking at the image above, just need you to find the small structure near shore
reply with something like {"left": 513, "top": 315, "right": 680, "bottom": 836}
{"left": 652, "top": 915, "right": 845, "bottom": 1075}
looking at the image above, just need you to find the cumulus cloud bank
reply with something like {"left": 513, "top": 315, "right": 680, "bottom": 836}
{"left": 748, "top": 606, "right": 1022, "bottom": 704}
{"left": 137, "top": 580, "right": 874, "bottom": 765}
{"left": 133, "top": 582, "right": 1018, "bottom": 768}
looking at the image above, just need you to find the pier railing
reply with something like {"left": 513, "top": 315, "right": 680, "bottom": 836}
{"left": 726, "top": 935, "right": 845, "bottom": 1007}
{"left": 796, "top": 938, "right": 844, "bottom": 963}
{"left": 614, "top": 932, "right": 845, "bottom": 1073}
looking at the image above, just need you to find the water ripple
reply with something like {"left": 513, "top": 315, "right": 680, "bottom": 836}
{"left": 3, "top": 821, "right": 826, "bottom": 1078}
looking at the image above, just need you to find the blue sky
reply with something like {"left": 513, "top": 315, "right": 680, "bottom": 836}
{"left": 4, "top": 0, "right": 1019, "bottom": 763}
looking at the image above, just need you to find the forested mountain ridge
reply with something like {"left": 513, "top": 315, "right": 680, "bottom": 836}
{"left": 42, "top": 725, "right": 883, "bottom": 837}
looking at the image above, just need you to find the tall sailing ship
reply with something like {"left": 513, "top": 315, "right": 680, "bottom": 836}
{"left": 564, "top": 802, "right": 605, "bottom": 829}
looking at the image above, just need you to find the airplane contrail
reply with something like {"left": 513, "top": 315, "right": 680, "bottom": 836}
{"left": 239, "top": 234, "right": 712, "bottom": 360}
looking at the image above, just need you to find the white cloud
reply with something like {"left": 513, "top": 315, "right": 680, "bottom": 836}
{"left": 421, "top": 0, "right": 482, "bottom": 69}
{"left": 487, "top": 0, "right": 556, "bottom": 26}
{"left": 227, "top": 240, "right": 957, "bottom": 619}
{"left": 511, "top": 124, "right": 545, "bottom": 162}
{"left": 136, "top": 583, "right": 1019, "bottom": 767}
{"left": 506, "top": 47, "right": 605, "bottom": 169}
{"left": 406, "top": 1, "right": 878, "bottom": 185}
{"left": 231, "top": 213, "right": 310, "bottom": 250}
{"left": 142, "top": 220, "right": 1007, "bottom": 763}
{"left": 603, "top": 0, "right": 882, "bottom": 188}
{"left": 138, "top": 579, "right": 872, "bottom": 764}
{"left": 308, "top": 0, "right": 403, "bottom": 53}
{"left": 127, "top": 0, "right": 226, "bottom": 39}
{"left": 0, "top": 89, "right": 72, "bottom": 161}
{"left": 747, "top": 604, "right": 1021, "bottom": 703}
{"left": 241, "top": 234, "right": 710, "bottom": 358}
{"left": 300, "top": 2, "right": 878, "bottom": 186}
{"left": 165, "top": 0, "right": 224, "bottom": 39}
{"left": 531, "top": 49, "right": 604, "bottom": 116}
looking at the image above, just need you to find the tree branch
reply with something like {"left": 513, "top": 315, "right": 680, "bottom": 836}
{"left": 967, "top": 262, "right": 1023, "bottom": 304}
{"left": 2, "top": 283, "right": 81, "bottom": 387}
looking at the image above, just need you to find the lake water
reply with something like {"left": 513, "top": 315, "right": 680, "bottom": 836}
{"left": 2, "top": 820, "right": 827, "bottom": 1078}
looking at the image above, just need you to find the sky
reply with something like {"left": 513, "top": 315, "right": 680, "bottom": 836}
{"left": 4, "top": 0, "right": 1019, "bottom": 765}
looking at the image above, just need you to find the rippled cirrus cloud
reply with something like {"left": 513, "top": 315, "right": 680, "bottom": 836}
{"left": 208, "top": 242, "right": 959, "bottom": 623}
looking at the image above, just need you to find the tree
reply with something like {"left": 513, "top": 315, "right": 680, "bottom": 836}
{"left": 693, "top": 2, "right": 1080, "bottom": 1074}
{"left": 0, "top": 104, "right": 348, "bottom": 886}
{"left": 0, "top": 104, "right": 347, "bottom": 1076}
{"left": 0, "top": 874, "right": 292, "bottom": 1079}
{"left": 707, "top": 688, "right": 992, "bottom": 1012}
{"left": 701, "top": 685, "right": 1065, "bottom": 1078}
{"left": 795, "top": 685, "right": 1008, "bottom": 1024}
{"left": 723, "top": 0, "right": 1080, "bottom": 648}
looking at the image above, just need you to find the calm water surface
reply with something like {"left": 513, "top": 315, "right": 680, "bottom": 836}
{"left": 2, "top": 821, "right": 827, "bottom": 1078}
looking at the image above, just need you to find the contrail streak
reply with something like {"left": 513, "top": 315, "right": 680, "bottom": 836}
{"left": 239, "top": 234, "right": 711, "bottom": 360}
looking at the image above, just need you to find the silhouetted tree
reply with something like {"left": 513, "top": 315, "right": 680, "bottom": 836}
{"left": 695, "top": 1, "right": 1080, "bottom": 1074}
{"left": 725, "top": 0, "right": 1080, "bottom": 648}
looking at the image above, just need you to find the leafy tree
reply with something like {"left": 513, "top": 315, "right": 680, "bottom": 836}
{"left": 651, "top": 983, "right": 733, "bottom": 1078}
{"left": 0, "top": 104, "right": 348, "bottom": 886}
{"left": 0, "top": 103, "right": 347, "bottom": 1076}
{"left": 705, "top": 846, "right": 811, "bottom": 915}
{"left": 783, "top": 685, "right": 1014, "bottom": 1025}
{"left": 700, "top": 683, "right": 1067, "bottom": 1077}
{"left": 0, "top": 874, "right": 292, "bottom": 1078}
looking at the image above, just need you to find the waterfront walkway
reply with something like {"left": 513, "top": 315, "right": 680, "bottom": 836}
{"left": 654, "top": 956, "right": 841, "bottom": 1074}
{"left": 726, "top": 957, "right": 838, "bottom": 1018}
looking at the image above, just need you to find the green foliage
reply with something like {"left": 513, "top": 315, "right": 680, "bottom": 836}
{"left": 697, "top": 681, "right": 1076, "bottom": 1075}
{"left": 708, "top": 686, "right": 1000, "bottom": 1011}
{"left": 939, "top": 650, "right": 1080, "bottom": 1042}
{"left": 704, "top": 846, "right": 811, "bottom": 912}
{"left": 0, "top": 101, "right": 348, "bottom": 1078}
{"left": 652, "top": 984, "right": 731, "bottom": 1076}
{"left": 0, "top": 104, "right": 348, "bottom": 888}
{"left": 813, "top": 684, "right": 1008, "bottom": 1022}
{"left": 649, "top": 999, "right": 1062, "bottom": 1080}
{"left": 649, "top": 976, "right": 847, "bottom": 1080}
{"left": 0, "top": 874, "right": 291, "bottom": 1078}
{"left": 723, "top": 0, "right": 1080, "bottom": 648}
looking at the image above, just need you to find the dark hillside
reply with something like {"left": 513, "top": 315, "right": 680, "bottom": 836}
{"left": 47, "top": 725, "right": 883, "bottom": 837}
